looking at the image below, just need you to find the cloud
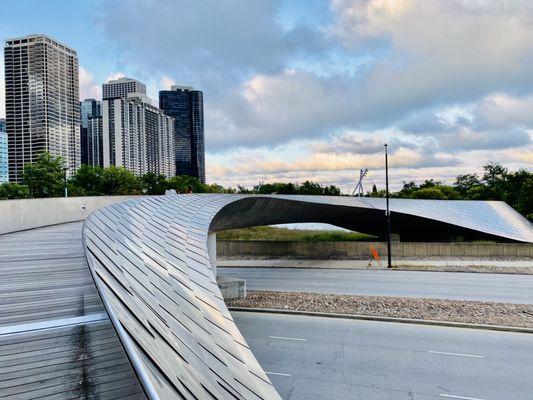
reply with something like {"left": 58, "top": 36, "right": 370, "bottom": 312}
{"left": 97, "top": 0, "right": 325, "bottom": 90}
{"left": 105, "top": 72, "right": 126, "bottom": 82}
{"left": 97, "top": 1, "right": 533, "bottom": 154}
{"left": 159, "top": 76, "right": 175, "bottom": 91}
{"left": 92, "top": 0, "right": 533, "bottom": 189}
{"left": 79, "top": 67, "right": 101, "bottom": 100}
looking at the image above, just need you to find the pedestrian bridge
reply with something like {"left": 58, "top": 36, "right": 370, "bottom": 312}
{"left": 82, "top": 194, "right": 533, "bottom": 399}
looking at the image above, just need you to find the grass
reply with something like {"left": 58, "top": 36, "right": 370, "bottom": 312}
{"left": 216, "top": 225, "right": 377, "bottom": 242}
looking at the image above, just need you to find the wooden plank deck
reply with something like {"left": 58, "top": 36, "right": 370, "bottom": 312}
{"left": 0, "top": 222, "right": 146, "bottom": 399}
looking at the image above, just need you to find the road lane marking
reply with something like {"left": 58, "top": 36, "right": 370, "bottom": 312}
{"left": 269, "top": 335, "right": 308, "bottom": 341}
{"left": 265, "top": 371, "right": 292, "bottom": 377}
{"left": 429, "top": 351, "right": 484, "bottom": 358}
{"left": 439, "top": 394, "right": 485, "bottom": 400}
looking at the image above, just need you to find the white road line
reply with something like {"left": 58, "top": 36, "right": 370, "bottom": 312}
{"left": 265, "top": 371, "right": 292, "bottom": 377}
{"left": 429, "top": 351, "right": 484, "bottom": 359}
{"left": 439, "top": 394, "right": 485, "bottom": 400}
{"left": 269, "top": 335, "right": 308, "bottom": 341}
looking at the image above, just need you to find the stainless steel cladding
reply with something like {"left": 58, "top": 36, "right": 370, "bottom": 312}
{"left": 83, "top": 194, "right": 533, "bottom": 399}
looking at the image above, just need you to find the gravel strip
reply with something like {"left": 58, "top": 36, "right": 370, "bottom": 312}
{"left": 393, "top": 264, "right": 533, "bottom": 275}
{"left": 227, "top": 290, "right": 533, "bottom": 328}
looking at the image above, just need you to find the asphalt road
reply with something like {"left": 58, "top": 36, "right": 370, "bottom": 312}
{"left": 219, "top": 267, "right": 533, "bottom": 303}
{"left": 233, "top": 311, "right": 533, "bottom": 400}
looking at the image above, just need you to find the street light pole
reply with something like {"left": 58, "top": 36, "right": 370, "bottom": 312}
{"left": 63, "top": 166, "right": 68, "bottom": 198}
{"left": 385, "top": 144, "right": 392, "bottom": 268}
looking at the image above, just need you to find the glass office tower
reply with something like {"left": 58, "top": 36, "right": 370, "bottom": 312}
{"left": 159, "top": 86, "right": 205, "bottom": 183}
{"left": 80, "top": 99, "right": 102, "bottom": 166}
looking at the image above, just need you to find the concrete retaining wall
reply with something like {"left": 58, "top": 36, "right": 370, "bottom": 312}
{"left": 0, "top": 196, "right": 140, "bottom": 235}
{"left": 217, "top": 240, "right": 533, "bottom": 259}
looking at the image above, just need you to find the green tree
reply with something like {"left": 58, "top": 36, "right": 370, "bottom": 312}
{"left": 98, "top": 166, "right": 143, "bottom": 195}
{"left": 454, "top": 173, "right": 480, "bottom": 196}
{"left": 23, "top": 152, "right": 65, "bottom": 197}
{"left": 167, "top": 175, "right": 207, "bottom": 193}
{"left": 69, "top": 164, "right": 104, "bottom": 196}
{"left": 141, "top": 172, "right": 168, "bottom": 195}
{"left": 0, "top": 183, "right": 30, "bottom": 199}
{"left": 411, "top": 187, "right": 446, "bottom": 199}
{"left": 515, "top": 175, "right": 533, "bottom": 221}
{"left": 298, "top": 181, "right": 323, "bottom": 195}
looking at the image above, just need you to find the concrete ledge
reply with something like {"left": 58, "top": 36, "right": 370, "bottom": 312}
{"left": 218, "top": 240, "right": 533, "bottom": 258}
{"left": 217, "top": 276, "right": 246, "bottom": 299}
{"left": 228, "top": 307, "right": 533, "bottom": 334}
{"left": 0, "top": 196, "right": 141, "bottom": 234}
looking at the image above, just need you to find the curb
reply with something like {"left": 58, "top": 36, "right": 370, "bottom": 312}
{"left": 228, "top": 307, "right": 533, "bottom": 334}
{"left": 219, "top": 265, "right": 533, "bottom": 275}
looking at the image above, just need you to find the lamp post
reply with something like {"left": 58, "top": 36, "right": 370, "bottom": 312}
{"left": 385, "top": 144, "right": 392, "bottom": 268}
{"left": 63, "top": 165, "right": 68, "bottom": 198}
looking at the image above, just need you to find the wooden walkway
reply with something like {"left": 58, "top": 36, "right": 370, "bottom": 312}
{"left": 0, "top": 222, "right": 146, "bottom": 399}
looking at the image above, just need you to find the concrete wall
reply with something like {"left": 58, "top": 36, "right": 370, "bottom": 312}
{"left": 0, "top": 196, "right": 140, "bottom": 234}
{"left": 217, "top": 240, "right": 533, "bottom": 259}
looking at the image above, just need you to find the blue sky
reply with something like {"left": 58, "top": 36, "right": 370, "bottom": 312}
{"left": 1, "top": 0, "right": 532, "bottom": 191}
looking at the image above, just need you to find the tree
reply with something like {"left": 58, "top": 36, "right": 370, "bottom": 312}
{"left": 411, "top": 187, "right": 446, "bottom": 199}
{"left": 167, "top": 175, "right": 206, "bottom": 193}
{"left": 69, "top": 164, "right": 104, "bottom": 196}
{"left": 23, "top": 152, "right": 65, "bottom": 198}
{"left": 454, "top": 173, "right": 480, "bottom": 196}
{"left": 0, "top": 183, "right": 30, "bottom": 199}
{"left": 141, "top": 172, "right": 168, "bottom": 195}
{"left": 98, "top": 166, "right": 143, "bottom": 195}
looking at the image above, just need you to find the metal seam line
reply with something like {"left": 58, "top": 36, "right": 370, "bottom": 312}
{"left": 429, "top": 351, "right": 484, "bottom": 358}
{"left": 268, "top": 335, "right": 308, "bottom": 341}
{"left": 439, "top": 394, "right": 485, "bottom": 400}
{"left": 0, "top": 312, "right": 108, "bottom": 336}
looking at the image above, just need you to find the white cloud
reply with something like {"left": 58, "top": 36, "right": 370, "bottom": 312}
{"left": 160, "top": 76, "right": 175, "bottom": 90}
{"left": 77, "top": 1, "right": 533, "bottom": 188}
{"left": 105, "top": 72, "right": 126, "bottom": 82}
{"left": 79, "top": 67, "right": 101, "bottom": 100}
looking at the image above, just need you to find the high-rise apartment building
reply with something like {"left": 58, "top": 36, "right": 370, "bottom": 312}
{"left": 159, "top": 86, "right": 205, "bottom": 183}
{"left": 4, "top": 34, "right": 80, "bottom": 182}
{"left": 102, "top": 92, "right": 175, "bottom": 178}
{"left": 87, "top": 116, "right": 103, "bottom": 168}
{"left": 102, "top": 77, "right": 146, "bottom": 100}
{"left": 0, "top": 119, "right": 7, "bottom": 183}
{"left": 80, "top": 98, "right": 102, "bottom": 166}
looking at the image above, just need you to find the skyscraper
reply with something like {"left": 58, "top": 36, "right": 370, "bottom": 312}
{"left": 80, "top": 99, "right": 101, "bottom": 166}
{"left": 159, "top": 86, "right": 205, "bottom": 183}
{"left": 0, "top": 119, "right": 7, "bottom": 183}
{"left": 102, "top": 89, "right": 175, "bottom": 178}
{"left": 87, "top": 116, "right": 103, "bottom": 168}
{"left": 4, "top": 34, "right": 80, "bottom": 182}
{"left": 102, "top": 77, "right": 146, "bottom": 100}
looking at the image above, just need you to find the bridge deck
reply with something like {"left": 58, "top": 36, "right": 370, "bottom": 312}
{"left": 0, "top": 222, "right": 145, "bottom": 399}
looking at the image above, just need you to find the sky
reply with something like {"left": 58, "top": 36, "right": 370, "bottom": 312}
{"left": 0, "top": 0, "right": 532, "bottom": 192}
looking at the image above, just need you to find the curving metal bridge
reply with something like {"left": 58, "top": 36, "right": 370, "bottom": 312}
{"left": 82, "top": 194, "right": 533, "bottom": 400}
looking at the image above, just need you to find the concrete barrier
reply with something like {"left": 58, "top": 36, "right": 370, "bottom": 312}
{"left": 217, "top": 240, "right": 533, "bottom": 259}
{"left": 0, "top": 196, "right": 140, "bottom": 234}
